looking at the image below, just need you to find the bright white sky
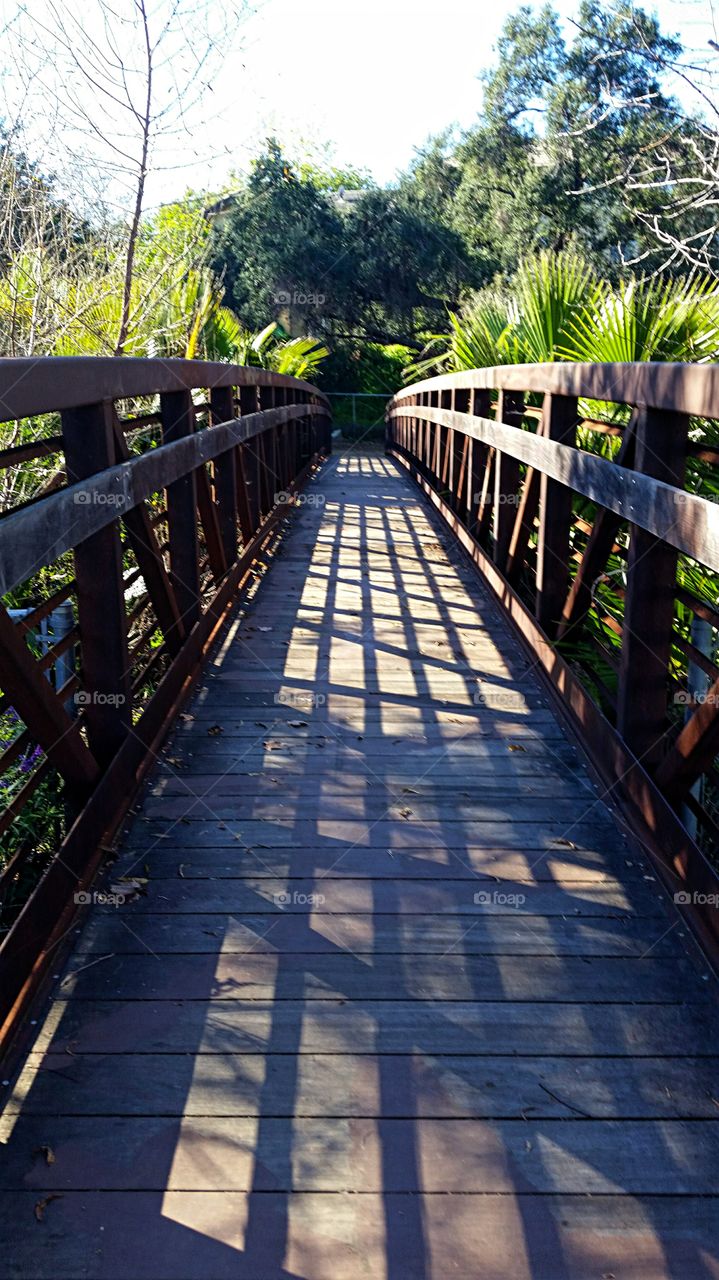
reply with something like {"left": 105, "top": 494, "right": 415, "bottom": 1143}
{"left": 168, "top": 0, "right": 718, "bottom": 203}
{"left": 2, "top": 0, "right": 717, "bottom": 211}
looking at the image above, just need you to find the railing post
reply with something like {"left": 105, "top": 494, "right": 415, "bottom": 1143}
{"left": 469, "top": 389, "right": 491, "bottom": 538}
{"left": 453, "top": 388, "right": 470, "bottom": 518}
{"left": 536, "top": 393, "right": 578, "bottom": 637}
{"left": 160, "top": 389, "right": 200, "bottom": 632}
{"left": 493, "top": 390, "right": 524, "bottom": 569}
{"left": 210, "top": 384, "right": 238, "bottom": 565}
{"left": 616, "top": 406, "right": 688, "bottom": 768}
{"left": 238, "top": 383, "right": 261, "bottom": 532}
{"left": 61, "top": 399, "right": 131, "bottom": 767}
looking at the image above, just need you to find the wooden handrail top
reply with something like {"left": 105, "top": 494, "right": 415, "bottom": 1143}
{"left": 0, "top": 401, "right": 327, "bottom": 595}
{"left": 392, "top": 361, "right": 719, "bottom": 419}
{"left": 0, "top": 356, "right": 330, "bottom": 423}
{"left": 389, "top": 401, "right": 719, "bottom": 573}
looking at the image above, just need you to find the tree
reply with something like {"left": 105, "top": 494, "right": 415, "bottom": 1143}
{"left": 402, "top": 0, "right": 708, "bottom": 277}
{"left": 210, "top": 140, "right": 354, "bottom": 335}
{"left": 3, "top": 0, "right": 247, "bottom": 351}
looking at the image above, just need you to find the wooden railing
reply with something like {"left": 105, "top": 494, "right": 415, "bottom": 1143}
{"left": 388, "top": 362, "right": 719, "bottom": 959}
{"left": 0, "top": 357, "right": 331, "bottom": 1045}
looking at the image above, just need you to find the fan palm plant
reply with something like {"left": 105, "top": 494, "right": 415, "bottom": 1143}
{"left": 560, "top": 273, "right": 719, "bottom": 364}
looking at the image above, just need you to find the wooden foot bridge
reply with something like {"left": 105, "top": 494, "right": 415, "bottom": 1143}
{"left": 1, "top": 358, "right": 719, "bottom": 1276}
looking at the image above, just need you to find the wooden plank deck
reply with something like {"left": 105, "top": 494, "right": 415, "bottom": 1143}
{"left": 2, "top": 447, "right": 719, "bottom": 1279}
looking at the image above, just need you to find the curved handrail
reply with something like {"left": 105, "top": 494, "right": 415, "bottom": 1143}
{"left": 392, "top": 361, "right": 719, "bottom": 419}
{"left": 387, "top": 360, "right": 719, "bottom": 961}
{"left": 0, "top": 355, "right": 330, "bottom": 423}
{"left": 0, "top": 356, "right": 332, "bottom": 1048}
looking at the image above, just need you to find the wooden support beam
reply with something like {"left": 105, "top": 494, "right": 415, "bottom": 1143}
{"left": 656, "top": 677, "right": 719, "bottom": 802}
{"left": 557, "top": 418, "right": 636, "bottom": 644}
{"left": 616, "top": 407, "right": 688, "bottom": 769}
{"left": 210, "top": 385, "right": 239, "bottom": 566}
{"left": 62, "top": 400, "right": 131, "bottom": 767}
{"left": 493, "top": 390, "right": 524, "bottom": 569}
{"left": 112, "top": 417, "right": 185, "bottom": 657}
{"left": 536, "top": 393, "right": 578, "bottom": 638}
{"left": 0, "top": 603, "right": 99, "bottom": 792}
{"left": 468, "top": 390, "right": 491, "bottom": 537}
{"left": 160, "top": 389, "right": 201, "bottom": 632}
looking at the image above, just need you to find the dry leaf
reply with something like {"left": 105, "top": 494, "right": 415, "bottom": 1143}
{"left": 34, "top": 1193, "right": 63, "bottom": 1223}
{"left": 288, "top": 720, "right": 308, "bottom": 728}
{"left": 207, "top": 724, "right": 224, "bottom": 736}
{"left": 508, "top": 743, "right": 526, "bottom": 752}
{"left": 33, "top": 1145, "right": 55, "bottom": 1166}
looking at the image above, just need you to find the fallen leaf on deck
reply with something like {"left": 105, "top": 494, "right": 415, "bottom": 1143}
{"left": 34, "top": 1193, "right": 63, "bottom": 1222}
{"left": 33, "top": 1146, "right": 55, "bottom": 1166}
{"left": 207, "top": 724, "right": 224, "bottom": 736}
{"left": 508, "top": 744, "right": 526, "bottom": 752}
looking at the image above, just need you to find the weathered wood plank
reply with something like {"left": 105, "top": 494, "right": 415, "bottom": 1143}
{"left": 14, "top": 1050, "right": 719, "bottom": 1118}
{"left": 2, "top": 1113, "right": 718, "bottom": 1193}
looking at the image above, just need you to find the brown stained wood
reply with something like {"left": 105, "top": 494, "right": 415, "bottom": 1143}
{"left": 0, "top": 457, "right": 321, "bottom": 1059}
{"left": 0, "top": 602, "right": 98, "bottom": 792}
{"left": 195, "top": 464, "right": 227, "bottom": 584}
{"left": 0, "top": 402, "right": 327, "bottom": 597}
{"left": 3, "top": 450, "right": 718, "bottom": 1280}
{"left": 61, "top": 400, "right": 131, "bottom": 765}
{"left": 505, "top": 413, "right": 546, "bottom": 586}
{"left": 616, "top": 407, "right": 688, "bottom": 768}
{"left": 392, "top": 358, "right": 719, "bottom": 419}
{"left": 535, "top": 393, "right": 578, "bottom": 637}
{"left": 655, "top": 673, "right": 719, "bottom": 802}
{"left": 112, "top": 416, "right": 185, "bottom": 656}
{"left": 557, "top": 415, "right": 637, "bottom": 643}
{"left": 492, "top": 390, "right": 524, "bottom": 568}
{"left": 0, "top": 356, "right": 329, "bottom": 424}
{"left": 234, "top": 445, "right": 255, "bottom": 545}
{"left": 160, "top": 389, "right": 201, "bottom": 631}
{"left": 391, "top": 402, "right": 719, "bottom": 574}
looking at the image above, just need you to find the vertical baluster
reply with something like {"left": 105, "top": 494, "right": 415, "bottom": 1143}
{"left": 535, "top": 393, "right": 578, "bottom": 637}
{"left": 616, "top": 406, "right": 688, "bottom": 768}
{"left": 493, "top": 390, "right": 524, "bottom": 569}
{"left": 453, "top": 388, "right": 470, "bottom": 518}
{"left": 160, "top": 389, "right": 200, "bottom": 631}
{"left": 239, "top": 383, "right": 261, "bottom": 532}
{"left": 469, "top": 389, "right": 491, "bottom": 537}
{"left": 210, "top": 384, "right": 238, "bottom": 566}
{"left": 61, "top": 399, "right": 131, "bottom": 766}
